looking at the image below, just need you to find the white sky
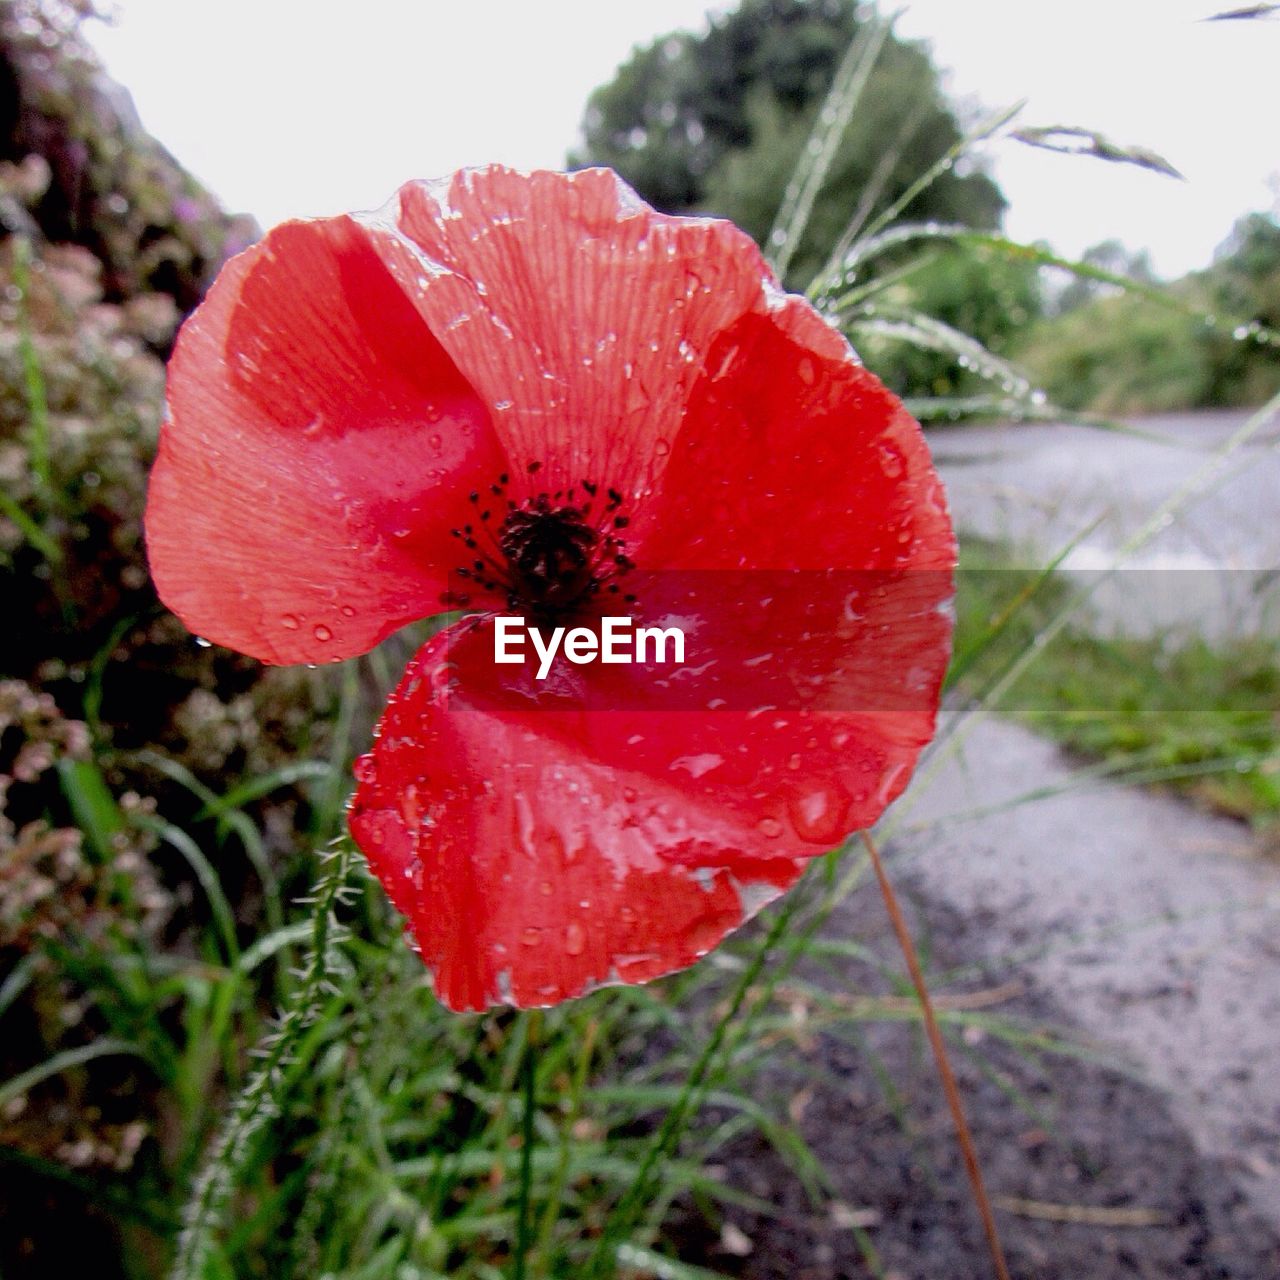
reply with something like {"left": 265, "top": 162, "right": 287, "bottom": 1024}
{"left": 85, "top": 0, "right": 1278, "bottom": 279}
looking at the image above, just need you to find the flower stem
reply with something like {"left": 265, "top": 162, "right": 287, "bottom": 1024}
{"left": 513, "top": 1009, "right": 541, "bottom": 1280}
{"left": 859, "top": 830, "right": 1011, "bottom": 1280}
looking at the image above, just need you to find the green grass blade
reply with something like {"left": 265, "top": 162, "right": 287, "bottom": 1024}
{"left": 768, "top": 12, "right": 893, "bottom": 280}
{"left": 0, "top": 1038, "right": 145, "bottom": 1110}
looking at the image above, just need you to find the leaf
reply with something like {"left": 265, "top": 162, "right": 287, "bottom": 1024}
{"left": 613, "top": 1242, "right": 740, "bottom": 1279}
{"left": 0, "top": 1039, "right": 146, "bottom": 1110}
{"left": 57, "top": 757, "right": 124, "bottom": 860}
{"left": 1011, "top": 126, "right": 1184, "bottom": 179}
{"left": 768, "top": 12, "right": 894, "bottom": 279}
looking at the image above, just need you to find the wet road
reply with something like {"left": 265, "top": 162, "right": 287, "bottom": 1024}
{"left": 930, "top": 408, "right": 1280, "bottom": 638}
{"left": 895, "top": 716, "right": 1280, "bottom": 1231}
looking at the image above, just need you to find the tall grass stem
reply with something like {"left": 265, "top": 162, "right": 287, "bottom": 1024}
{"left": 859, "top": 831, "right": 1010, "bottom": 1280}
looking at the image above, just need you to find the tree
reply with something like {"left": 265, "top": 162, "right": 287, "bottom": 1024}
{"left": 1052, "top": 239, "right": 1157, "bottom": 316}
{"left": 1204, "top": 211, "right": 1280, "bottom": 404}
{"left": 572, "top": 0, "right": 1005, "bottom": 290}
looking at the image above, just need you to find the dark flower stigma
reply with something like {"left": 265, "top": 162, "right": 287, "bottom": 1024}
{"left": 445, "top": 465, "right": 637, "bottom": 622}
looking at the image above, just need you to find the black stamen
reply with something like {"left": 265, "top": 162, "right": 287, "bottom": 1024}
{"left": 449, "top": 468, "right": 637, "bottom": 622}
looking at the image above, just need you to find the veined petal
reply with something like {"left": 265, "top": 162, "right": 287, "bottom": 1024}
{"left": 635, "top": 294, "right": 954, "bottom": 572}
{"left": 146, "top": 215, "right": 506, "bottom": 664}
{"left": 360, "top": 166, "right": 770, "bottom": 510}
{"left": 349, "top": 574, "right": 949, "bottom": 1012}
{"left": 350, "top": 621, "right": 814, "bottom": 1012}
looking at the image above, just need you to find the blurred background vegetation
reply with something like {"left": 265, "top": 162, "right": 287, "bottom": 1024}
{"left": 1, "top": 0, "right": 1277, "bottom": 1277}
{"left": 573, "top": 0, "right": 1280, "bottom": 410}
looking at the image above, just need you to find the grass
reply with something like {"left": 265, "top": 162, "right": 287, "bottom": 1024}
{"left": 951, "top": 539, "right": 1280, "bottom": 828}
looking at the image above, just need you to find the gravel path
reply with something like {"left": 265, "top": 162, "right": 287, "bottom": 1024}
{"left": 932, "top": 409, "right": 1280, "bottom": 639}
{"left": 894, "top": 714, "right": 1280, "bottom": 1231}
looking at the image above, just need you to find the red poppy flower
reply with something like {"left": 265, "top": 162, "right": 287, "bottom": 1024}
{"left": 146, "top": 166, "right": 955, "bottom": 1013}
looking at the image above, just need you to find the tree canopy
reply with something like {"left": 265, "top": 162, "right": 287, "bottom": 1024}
{"left": 573, "top": 0, "right": 1006, "bottom": 289}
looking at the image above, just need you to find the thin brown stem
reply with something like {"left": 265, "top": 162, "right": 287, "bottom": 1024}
{"left": 859, "top": 830, "right": 1012, "bottom": 1280}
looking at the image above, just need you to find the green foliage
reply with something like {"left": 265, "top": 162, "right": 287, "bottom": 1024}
{"left": 1015, "top": 213, "right": 1280, "bottom": 414}
{"left": 952, "top": 542, "right": 1280, "bottom": 826}
{"left": 852, "top": 246, "right": 1043, "bottom": 397}
{"left": 1204, "top": 211, "right": 1280, "bottom": 405}
{"left": 1017, "top": 289, "right": 1214, "bottom": 414}
{"left": 1052, "top": 240, "right": 1156, "bottom": 316}
{"left": 573, "top": 0, "right": 1005, "bottom": 290}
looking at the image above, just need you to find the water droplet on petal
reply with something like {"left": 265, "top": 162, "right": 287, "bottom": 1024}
{"left": 757, "top": 816, "right": 784, "bottom": 839}
{"left": 521, "top": 927, "right": 541, "bottom": 947}
{"left": 281, "top": 614, "right": 300, "bottom": 631}
{"left": 787, "top": 782, "right": 851, "bottom": 845}
{"left": 654, "top": 437, "right": 671, "bottom": 457}
{"left": 565, "top": 921, "right": 585, "bottom": 955}
{"left": 670, "top": 753, "right": 724, "bottom": 779}
{"left": 313, "top": 624, "right": 333, "bottom": 642}
{"left": 879, "top": 443, "right": 905, "bottom": 478}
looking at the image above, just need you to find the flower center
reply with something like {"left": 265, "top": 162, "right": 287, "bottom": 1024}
{"left": 447, "top": 467, "right": 636, "bottom": 622}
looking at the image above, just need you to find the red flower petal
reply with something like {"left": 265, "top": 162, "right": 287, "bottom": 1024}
{"left": 350, "top": 621, "right": 812, "bottom": 1012}
{"left": 147, "top": 166, "right": 958, "bottom": 1010}
{"left": 360, "top": 167, "right": 771, "bottom": 506}
{"left": 350, "top": 558, "right": 950, "bottom": 1012}
{"left": 146, "top": 216, "right": 506, "bottom": 664}
{"left": 634, "top": 294, "right": 954, "bottom": 572}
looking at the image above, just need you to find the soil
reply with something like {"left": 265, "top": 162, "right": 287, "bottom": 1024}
{"left": 677, "top": 878, "right": 1280, "bottom": 1279}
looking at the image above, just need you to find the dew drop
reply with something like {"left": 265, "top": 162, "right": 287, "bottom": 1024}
{"left": 400, "top": 782, "right": 422, "bottom": 828}
{"left": 670, "top": 752, "right": 723, "bottom": 779}
{"left": 353, "top": 755, "right": 377, "bottom": 785}
{"left": 313, "top": 624, "right": 333, "bottom": 642}
{"left": 654, "top": 437, "right": 671, "bottom": 457}
{"left": 281, "top": 614, "right": 301, "bottom": 631}
{"left": 757, "top": 816, "right": 784, "bottom": 839}
{"left": 565, "top": 921, "right": 585, "bottom": 955}
{"left": 521, "top": 927, "right": 541, "bottom": 947}
{"left": 787, "top": 782, "right": 851, "bottom": 845}
{"left": 340, "top": 605, "right": 356, "bottom": 618}
{"left": 879, "top": 443, "right": 905, "bottom": 478}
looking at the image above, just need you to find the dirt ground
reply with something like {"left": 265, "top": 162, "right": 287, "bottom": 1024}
{"left": 679, "top": 879, "right": 1280, "bottom": 1279}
